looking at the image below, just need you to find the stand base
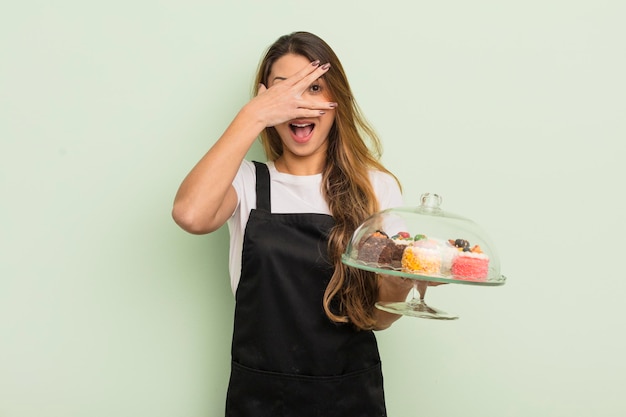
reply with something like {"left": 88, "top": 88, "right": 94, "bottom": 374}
{"left": 376, "top": 300, "right": 459, "bottom": 320}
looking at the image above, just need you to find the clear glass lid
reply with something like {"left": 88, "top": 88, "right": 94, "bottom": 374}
{"left": 342, "top": 193, "right": 506, "bottom": 286}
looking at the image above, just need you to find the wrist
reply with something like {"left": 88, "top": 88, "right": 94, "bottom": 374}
{"left": 233, "top": 103, "right": 268, "bottom": 139}
{"left": 240, "top": 99, "right": 270, "bottom": 129}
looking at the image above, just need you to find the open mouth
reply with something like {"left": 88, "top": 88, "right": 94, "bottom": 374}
{"left": 289, "top": 122, "right": 315, "bottom": 139}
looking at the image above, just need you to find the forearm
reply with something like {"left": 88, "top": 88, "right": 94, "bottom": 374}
{"left": 172, "top": 105, "right": 265, "bottom": 234}
{"left": 173, "top": 60, "right": 335, "bottom": 234}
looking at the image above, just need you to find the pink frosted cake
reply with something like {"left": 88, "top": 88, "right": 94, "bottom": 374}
{"left": 449, "top": 239, "right": 489, "bottom": 280}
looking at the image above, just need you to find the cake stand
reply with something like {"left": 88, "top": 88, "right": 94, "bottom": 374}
{"left": 341, "top": 193, "right": 506, "bottom": 320}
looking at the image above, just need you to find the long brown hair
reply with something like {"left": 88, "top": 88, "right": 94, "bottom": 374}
{"left": 254, "top": 32, "right": 400, "bottom": 330}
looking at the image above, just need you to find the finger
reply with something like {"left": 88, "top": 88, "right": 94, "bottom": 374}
{"left": 270, "top": 60, "right": 321, "bottom": 89}
{"left": 257, "top": 83, "right": 267, "bottom": 96}
{"left": 281, "top": 60, "right": 329, "bottom": 91}
{"left": 296, "top": 99, "right": 337, "bottom": 111}
{"left": 290, "top": 108, "right": 332, "bottom": 119}
{"left": 288, "top": 60, "right": 322, "bottom": 84}
{"left": 293, "top": 99, "right": 338, "bottom": 118}
{"left": 293, "top": 62, "right": 331, "bottom": 91}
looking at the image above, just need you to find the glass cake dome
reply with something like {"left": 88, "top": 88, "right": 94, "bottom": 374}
{"left": 341, "top": 193, "right": 506, "bottom": 319}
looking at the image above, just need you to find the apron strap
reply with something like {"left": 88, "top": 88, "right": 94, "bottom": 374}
{"left": 253, "top": 161, "right": 271, "bottom": 213}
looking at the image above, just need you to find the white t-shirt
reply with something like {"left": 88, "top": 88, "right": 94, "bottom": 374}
{"left": 226, "top": 160, "right": 404, "bottom": 294}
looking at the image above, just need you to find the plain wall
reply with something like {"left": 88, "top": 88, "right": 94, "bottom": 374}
{"left": 1, "top": 1, "right": 625, "bottom": 416}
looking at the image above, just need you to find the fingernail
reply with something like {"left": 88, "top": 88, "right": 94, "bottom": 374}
{"left": 321, "top": 63, "right": 331, "bottom": 70}
{"left": 329, "top": 102, "right": 337, "bottom": 108}
{"left": 319, "top": 111, "right": 326, "bottom": 115}
{"left": 311, "top": 60, "right": 320, "bottom": 66}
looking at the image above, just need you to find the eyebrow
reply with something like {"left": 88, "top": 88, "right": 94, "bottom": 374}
{"left": 271, "top": 76, "right": 324, "bottom": 84}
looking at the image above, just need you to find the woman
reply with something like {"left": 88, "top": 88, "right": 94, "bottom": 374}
{"left": 173, "top": 31, "right": 412, "bottom": 417}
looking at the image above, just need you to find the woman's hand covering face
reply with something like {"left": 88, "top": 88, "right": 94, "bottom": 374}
{"left": 252, "top": 59, "right": 337, "bottom": 128}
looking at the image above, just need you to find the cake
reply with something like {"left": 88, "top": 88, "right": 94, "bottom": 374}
{"left": 357, "top": 232, "right": 490, "bottom": 280}
{"left": 357, "top": 230, "right": 405, "bottom": 269}
{"left": 449, "top": 239, "right": 489, "bottom": 280}
{"left": 401, "top": 235, "right": 442, "bottom": 276}
{"left": 387, "top": 232, "right": 411, "bottom": 264}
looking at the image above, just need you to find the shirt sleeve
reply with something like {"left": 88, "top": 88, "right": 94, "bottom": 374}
{"left": 371, "top": 170, "right": 404, "bottom": 210}
{"left": 230, "top": 159, "right": 257, "bottom": 217}
{"left": 227, "top": 159, "right": 256, "bottom": 294}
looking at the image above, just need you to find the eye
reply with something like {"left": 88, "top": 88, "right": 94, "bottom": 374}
{"left": 309, "top": 83, "right": 322, "bottom": 94}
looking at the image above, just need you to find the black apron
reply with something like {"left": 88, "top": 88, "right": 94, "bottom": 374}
{"left": 225, "top": 162, "right": 387, "bottom": 417}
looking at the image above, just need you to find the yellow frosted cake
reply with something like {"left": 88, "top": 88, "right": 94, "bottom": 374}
{"left": 401, "top": 236, "right": 441, "bottom": 276}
